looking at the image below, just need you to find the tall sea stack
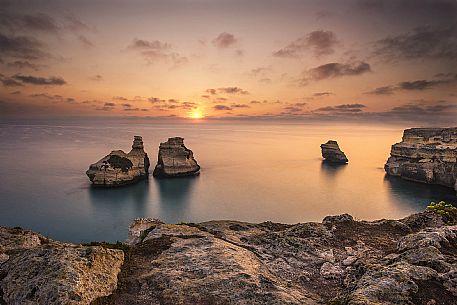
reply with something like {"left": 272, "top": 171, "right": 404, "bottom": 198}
{"left": 153, "top": 137, "right": 200, "bottom": 178}
{"left": 385, "top": 128, "right": 457, "bottom": 193}
{"left": 86, "top": 136, "right": 150, "bottom": 186}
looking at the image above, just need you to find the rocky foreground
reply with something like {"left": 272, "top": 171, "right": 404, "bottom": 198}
{"left": 385, "top": 128, "right": 457, "bottom": 193}
{"left": 1, "top": 208, "right": 456, "bottom": 305}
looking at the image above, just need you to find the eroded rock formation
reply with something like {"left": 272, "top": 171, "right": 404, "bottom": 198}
{"left": 2, "top": 209, "right": 456, "bottom": 305}
{"left": 153, "top": 137, "right": 200, "bottom": 178}
{"left": 0, "top": 227, "right": 124, "bottom": 305}
{"left": 385, "top": 128, "right": 457, "bottom": 193}
{"left": 321, "top": 140, "right": 348, "bottom": 163}
{"left": 86, "top": 136, "right": 150, "bottom": 186}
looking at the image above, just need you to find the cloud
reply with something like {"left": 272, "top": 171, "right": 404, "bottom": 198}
{"left": 365, "top": 86, "right": 396, "bottom": 95}
{"left": 273, "top": 30, "right": 338, "bottom": 58}
{"left": 315, "top": 103, "right": 366, "bottom": 113}
{"left": 0, "top": 13, "right": 59, "bottom": 33}
{"left": 22, "top": 14, "right": 59, "bottom": 33}
{"left": 301, "top": 61, "right": 371, "bottom": 84}
{"left": 6, "top": 60, "right": 40, "bottom": 71}
{"left": 212, "top": 32, "right": 237, "bottom": 48}
{"left": 218, "top": 87, "right": 249, "bottom": 94}
{"left": 13, "top": 75, "right": 66, "bottom": 85}
{"left": 366, "top": 75, "right": 457, "bottom": 95}
{"left": 231, "top": 104, "right": 250, "bottom": 108}
{"left": 128, "top": 38, "right": 188, "bottom": 66}
{"left": 213, "top": 104, "right": 232, "bottom": 111}
{"left": 78, "top": 35, "right": 94, "bottom": 47}
{"left": 312, "top": 92, "right": 333, "bottom": 97}
{"left": 373, "top": 24, "right": 457, "bottom": 61}
{"left": 0, "top": 33, "right": 48, "bottom": 60}
{"left": 89, "top": 74, "right": 103, "bottom": 81}
{"left": 0, "top": 74, "right": 23, "bottom": 86}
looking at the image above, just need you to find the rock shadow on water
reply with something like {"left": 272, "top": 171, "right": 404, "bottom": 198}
{"left": 88, "top": 179, "right": 150, "bottom": 215}
{"left": 154, "top": 175, "right": 199, "bottom": 223}
{"left": 383, "top": 174, "right": 457, "bottom": 209}
{"left": 320, "top": 161, "right": 347, "bottom": 178}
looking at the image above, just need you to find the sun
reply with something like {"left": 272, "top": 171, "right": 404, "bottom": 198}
{"left": 188, "top": 110, "right": 204, "bottom": 119}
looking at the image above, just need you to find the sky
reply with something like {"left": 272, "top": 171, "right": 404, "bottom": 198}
{"left": 0, "top": 0, "right": 456, "bottom": 123}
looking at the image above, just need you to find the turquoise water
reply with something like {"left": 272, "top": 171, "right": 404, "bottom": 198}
{"left": 0, "top": 119, "right": 455, "bottom": 243}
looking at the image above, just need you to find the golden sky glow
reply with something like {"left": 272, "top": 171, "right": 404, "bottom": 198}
{"left": 0, "top": 0, "right": 456, "bottom": 123}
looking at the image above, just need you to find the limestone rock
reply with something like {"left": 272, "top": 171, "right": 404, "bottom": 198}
{"left": 385, "top": 128, "right": 457, "bottom": 193}
{"left": 320, "top": 140, "right": 348, "bottom": 163}
{"left": 3, "top": 210, "right": 457, "bottom": 305}
{"left": 153, "top": 137, "right": 200, "bottom": 178}
{"left": 0, "top": 227, "right": 124, "bottom": 305}
{"left": 86, "top": 136, "right": 150, "bottom": 186}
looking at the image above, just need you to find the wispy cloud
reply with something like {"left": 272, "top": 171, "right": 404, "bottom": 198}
{"left": 273, "top": 30, "right": 338, "bottom": 58}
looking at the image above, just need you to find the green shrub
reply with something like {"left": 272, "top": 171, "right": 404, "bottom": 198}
{"left": 427, "top": 201, "right": 457, "bottom": 224}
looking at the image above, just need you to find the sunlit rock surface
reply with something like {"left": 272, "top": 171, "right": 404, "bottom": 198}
{"left": 86, "top": 136, "right": 150, "bottom": 186}
{"left": 153, "top": 137, "right": 200, "bottom": 178}
{"left": 385, "top": 128, "right": 457, "bottom": 193}
{"left": 0, "top": 227, "right": 123, "bottom": 305}
{"left": 2, "top": 210, "right": 456, "bottom": 305}
{"left": 321, "top": 140, "right": 348, "bottom": 163}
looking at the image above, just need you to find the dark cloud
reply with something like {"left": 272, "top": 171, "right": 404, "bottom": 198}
{"left": 373, "top": 24, "right": 457, "bottom": 61}
{"left": 302, "top": 61, "right": 371, "bottom": 84}
{"left": 282, "top": 106, "right": 304, "bottom": 113}
{"left": 13, "top": 74, "right": 66, "bottom": 85}
{"left": 0, "top": 74, "right": 23, "bottom": 86}
{"left": 312, "top": 92, "right": 333, "bottom": 97}
{"left": 7, "top": 60, "right": 40, "bottom": 71}
{"left": 0, "top": 13, "right": 59, "bottom": 33}
{"left": 30, "top": 93, "right": 62, "bottom": 100}
{"left": 213, "top": 104, "right": 232, "bottom": 111}
{"left": 315, "top": 103, "right": 366, "bottom": 113}
{"left": 10, "top": 90, "right": 21, "bottom": 95}
{"left": 148, "top": 97, "right": 166, "bottom": 103}
{"left": 365, "top": 86, "right": 396, "bottom": 95}
{"left": 218, "top": 87, "right": 249, "bottom": 94}
{"left": 0, "top": 33, "right": 47, "bottom": 60}
{"left": 212, "top": 32, "right": 237, "bottom": 48}
{"left": 250, "top": 100, "right": 261, "bottom": 104}
{"left": 231, "top": 104, "right": 250, "bottom": 108}
{"left": 22, "top": 14, "right": 59, "bottom": 32}
{"left": 273, "top": 30, "right": 338, "bottom": 58}
{"left": 128, "top": 38, "right": 188, "bottom": 66}
{"left": 366, "top": 76, "right": 456, "bottom": 95}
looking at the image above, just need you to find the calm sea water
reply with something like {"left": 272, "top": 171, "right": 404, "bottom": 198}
{"left": 0, "top": 118, "right": 456, "bottom": 243}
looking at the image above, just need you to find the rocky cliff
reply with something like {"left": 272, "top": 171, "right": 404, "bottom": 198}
{"left": 86, "top": 136, "right": 150, "bottom": 186}
{"left": 0, "top": 227, "right": 124, "bottom": 305}
{"left": 385, "top": 128, "right": 457, "bottom": 193}
{"left": 153, "top": 137, "right": 200, "bottom": 178}
{"left": 2, "top": 208, "right": 456, "bottom": 305}
{"left": 321, "top": 140, "right": 348, "bottom": 163}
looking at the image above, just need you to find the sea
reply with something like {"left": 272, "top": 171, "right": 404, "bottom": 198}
{"left": 1, "top": 118, "right": 455, "bottom": 243}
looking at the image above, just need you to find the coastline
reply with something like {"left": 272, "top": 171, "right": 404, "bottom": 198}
{"left": 1, "top": 207, "right": 456, "bottom": 305}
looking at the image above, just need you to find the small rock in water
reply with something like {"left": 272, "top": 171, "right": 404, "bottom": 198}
{"left": 86, "top": 136, "right": 150, "bottom": 186}
{"left": 153, "top": 137, "right": 200, "bottom": 178}
{"left": 320, "top": 140, "right": 348, "bottom": 163}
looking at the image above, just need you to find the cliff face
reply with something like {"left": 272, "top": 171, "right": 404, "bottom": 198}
{"left": 321, "top": 140, "right": 348, "bottom": 163}
{"left": 385, "top": 128, "right": 457, "bottom": 192}
{"left": 1, "top": 211, "right": 456, "bottom": 304}
{"left": 152, "top": 137, "right": 200, "bottom": 178}
{"left": 0, "top": 227, "right": 124, "bottom": 305}
{"left": 86, "top": 136, "right": 150, "bottom": 186}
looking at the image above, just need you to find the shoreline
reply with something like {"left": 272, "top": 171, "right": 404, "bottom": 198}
{"left": 1, "top": 207, "right": 456, "bottom": 305}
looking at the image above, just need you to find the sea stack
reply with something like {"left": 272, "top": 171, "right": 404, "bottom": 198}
{"left": 153, "top": 137, "right": 200, "bottom": 178}
{"left": 385, "top": 128, "right": 457, "bottom": 193}
{"left": 320, "top": 140, "right": 348, "bottom": 163}
{"left": 86, "top": 136, "right": 150, "bottom": 186}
